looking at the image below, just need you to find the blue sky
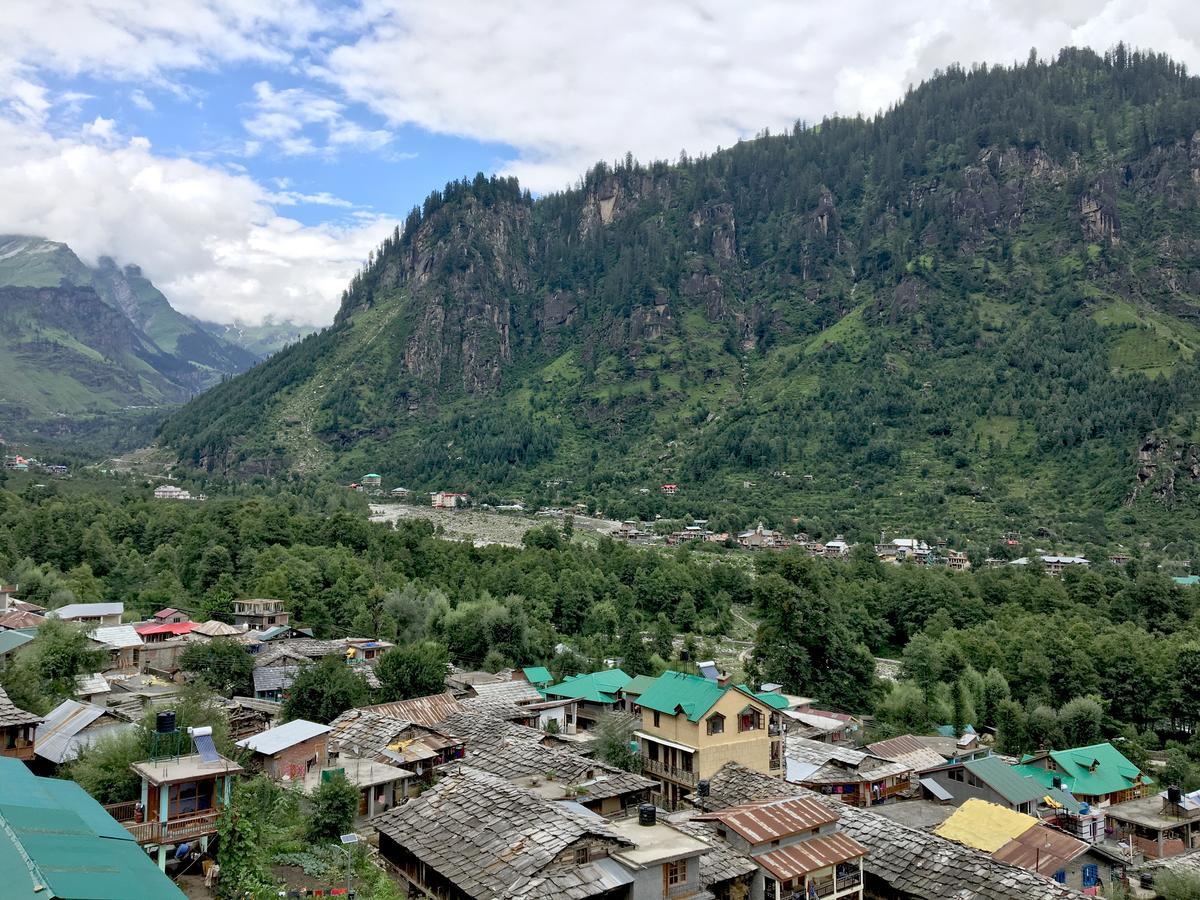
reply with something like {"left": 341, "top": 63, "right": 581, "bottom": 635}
{"left": 1, "top": 1, "right": 1194, "bottom": 325}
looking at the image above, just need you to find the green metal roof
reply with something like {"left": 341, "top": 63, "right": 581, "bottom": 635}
{"left": 962, "top": 755, "right": 1044, "bottom": 806}
{"left": 621, "top": 674, "right": 658, "bottom": 697}
{"left": 636, "top": 670, "right": 769, "bottom": 722}
{"left": 0, "top": 629, "right": 34, "bottom": 655}
{"left": 543, "top": 669, "right": 631, "bottom": 703}
{"left": 0, "top": 757, "right": 184, "bottom": 899}
{"left": 753, "top": 690, "right": 791, "bottom": 710}
{"left": 521, "top": 666, "right": 552, "bottom": 685}
{"left": 1174, "top": 575, "right": 1200, "bottom": 586}
{"left": 1014, "top": 742, "right": 1152, "bottom": 798}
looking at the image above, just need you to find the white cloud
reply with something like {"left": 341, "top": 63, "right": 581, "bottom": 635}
{"left": 323, "top": 0, "right": 1200, "bottom": 192}
{"left": 130, "top": 89, "right": 155, "bottom": 111}
{"left": 0, "top": 116, "right": 395, "bottom": 325}
{"left": 243, "top": 80, "right": 392, "bottom": 157}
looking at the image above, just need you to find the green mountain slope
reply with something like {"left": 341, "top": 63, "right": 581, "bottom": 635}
{"left": 160, "top": 47, "right": 1200, "bottom": 548}
{"left": 0, "top": 237, "right": 259, "bottom": 447}
{"left": 191, "top": 316, "right": 315, "bottom": 358}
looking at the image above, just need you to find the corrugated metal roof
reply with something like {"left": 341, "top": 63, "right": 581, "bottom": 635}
{"left": 74, "top": 672, "right": 111, "bottom": 695}
{"left": 89, "top": 624, "right": 142, "bottom": 649}
{"left": 236, "top": 718, "right": 331, "bottom": 755}
{"left": 364, "top": 691, "right": 463, "bottom": 726}
{"left": 0, "top": 757, "right": 184, "bottom": 899}
{"left": 754, "top": 831, "right": 868, "bottom": 880}
{"left": 963, "top": 755, "right": 1045, "bottom": 806}
{"left": 992, "top": 823, "right": 1089, "bottom": 875}
{"left": 919, "top": 777, "right": 953, "bottom": 801}
{"left": 544, "top": 669, "right": 632, "bottom": 705}
{"left": 35, "top": 700, "right": 117, "bottom": 764}
{"left": 694, "top": 796, "right": 839, "bottom": 842}
{"left": 0, "top": 629, "right": 34, "bottom": 655}
{"left": 50, "top": 602, "right": 124, "bottom": 619}
{"left": 867, "top": 734, "right": 950, "bottom": 772}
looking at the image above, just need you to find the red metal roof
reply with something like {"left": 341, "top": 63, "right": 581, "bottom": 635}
{"left": 0, "top": 610, "right": 45, "bottom": 630}
{"left": 134, "top": 621, "right": 196, "bottom": 636}
{"left": 152, "top": 607, "right": 181, "bottom": 619}
{"left": 991, "top": 824, "right": 1088, "bottom": 875}
{"left": 694, "top": 796, "right": 839, "bottom": 842}
{"left": 755, "top": 832, "right": 868, "bottom": 880}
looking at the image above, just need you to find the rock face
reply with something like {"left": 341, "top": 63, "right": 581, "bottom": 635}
{"left": 1129, "top": 435, "right": 1200, "bottom": 504}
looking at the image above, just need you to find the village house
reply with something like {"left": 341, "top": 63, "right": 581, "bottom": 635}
{"left": 737, "top": 523, "right": 791, "bottom": 551}
{"left": 822, "top": 538, "right": 852, "bottom": 559}
{"left": 699, "top": 761, "right": 1084, "bottom": 900}
{"left": 103, "top": 726, "right": 244, "bottom": 870}
{"left": 150, "top": 607, "right": 190, "bottom": 624}
{"left": 0, "top": 756, "right": 184, "bottom": 899}
{"left": 390, "top": 486, "right": 411, "bottom": 498}
{"left": 693, "top": 795, "right": 868, "bottom": 900}
{"left": 185, "top": 619, "right": 243, "bottom": 641}
{"left": 1105, "top": 787, "right": 1200, "bottom": 860}
{"left": 867, "top": 734, "right": 959, "bottom": 776}
{"left": 373, "top": 766, "right": 709, "bottom": 900}
{"left": 252, "top": 665, "right": 301, "bottom": 702}
{"left": 1014, "top": 742, "right": 1152, "bottom": 808}
{"left": 135, "top": 621, "right": 196, "bottom": 644}
{"left": 431, "top": 490, "right": 469, "bottom": 508}
{"left": 1011, "top": 554, "right": 1091, "bottom": 577}
{"left": 361, "top": 473, "right": 383, "bottom": 493}
{"left": 327, "top": 708, "right": 465, "bottom": 789}
{"left": 51, "top": 601, "right": 124, "bottom": 626}
{"left": 784, "top": 735, "right": 912, "bottom": 808}
{"left": 875, "top": 537, "right": 932, "bottom": 565}
{"left": 235, "top": 718, "right": 330, "bottom": 780}
{"left": 89, "top": 624, "right": 144, "bottom": 672}
{"left": 920, "top": 755, "right": 1045, "bottom": 814}
{"left": 543, "top": 669, "right": 633, "bottom": 730}
{"left": 660, "top": 483, "right": 679, "bottom": 495}
{"left": 0, "top": 687, "right": 41, "bottom": 761}
{"left": 935, "top": 799, "right": 1096, "bottom": 889}
{"left": 945, "top": 549, "right": 971, "bottom": 571}
{"left": 152, "top": 484, "right": 193, "bottom": 501}
{"left": 634, "top": 670, "right": 783, "bottom": 808}
{"left": 518, "top": 665, "right": 554, "bottom": 689}
{"left": 0, "top": 628, "right": 34, "bottom": 668}
{"left": 231, "top": 597, "right": 289, "bottom": 630}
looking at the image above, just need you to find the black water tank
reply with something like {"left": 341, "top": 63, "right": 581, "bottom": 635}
{"left": 697, "top": 780, "right": 710, "bottom": 798}
{"left": 638, "top": 803, "right": 656, "bottom": 826}
{"left": 1168, "top": 785, "right": 1183, "bottom": 805}
{"left": 1051, "top": 776, "right": 1062, "bottom": 790}
{"left": 156, "top": 710, "right": 176, "bottom": 734}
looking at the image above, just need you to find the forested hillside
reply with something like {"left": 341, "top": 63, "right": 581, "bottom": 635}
{"left": 161, "top": 47, "right": 1200, "bottom": 551}
{"left": 2, "top": 481, "right": 1198, "bottom": 770}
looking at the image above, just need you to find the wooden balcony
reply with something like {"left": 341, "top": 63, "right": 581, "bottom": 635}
{"left": 104, "top": 803, "right": 221, "bottom": 846}
{"left": 0, "top": 745, "right": 36, "bottom": 762}
{"left": 642, "top": 757, "right": 698, "bottom": 787}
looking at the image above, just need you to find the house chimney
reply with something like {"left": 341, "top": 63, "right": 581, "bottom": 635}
{"left": 717, "top": 673, "right": 730, "bottom": 688}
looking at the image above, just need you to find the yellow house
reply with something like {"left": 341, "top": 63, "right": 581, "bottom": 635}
{"left": 635, "top": 670, "right": 783, "bottom": 807}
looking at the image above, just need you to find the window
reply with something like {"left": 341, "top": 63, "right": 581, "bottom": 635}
{"left": 653, "top": 711, "right": 660, "bottom": 728}
{"left": 667, "top": 859, "right": 687, "bottom": 886}
{"left": 168, "top": 781, "right": 213, "bottom": 818}
{"left": 573, "top": 847, "right": 589, "bottom": 865}
{"left": 738, "top": 708, "right": 761, "bottom": 733}
{"left": 707, "top": 714, "right": 725, "bottom": 735}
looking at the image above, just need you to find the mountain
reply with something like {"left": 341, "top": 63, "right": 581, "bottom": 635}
{"left": 160, "top": 47, "right": 1200, "bottom": 550}
{"left": 192, "top": 317, "right": 315, "bottom": 358}
{"left": 0, "top": 236, "right": 257, "bottom": 445}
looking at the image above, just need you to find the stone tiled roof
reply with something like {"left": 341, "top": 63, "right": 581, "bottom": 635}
{"left": 471, "top": 680, "right": 544, "bottom": 705}
{"left": 372, "top": 767, "right": 632, "bottom": 899}
{"left": 461, "top": 737, "right": 654, "bottom": 802}
{"left": 867, "top": 734, "right": 951, "bottom": 772}
{"left": 0, "top": 687, "right": 41, "bottom": 727}
{"left": 460, "top": 695, "right": 535, "bottom": 721}
{"left": 253, "top": 665, "right": 300, "bottom": 693}
{"left": 703, "top": 763, "right": 1086, "bottom": 900}
{"left": 437, "top": 710, "right": 547, "bottom": 749}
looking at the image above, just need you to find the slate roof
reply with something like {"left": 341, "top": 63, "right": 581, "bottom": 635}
{"left": 371, "top": 767, "right": 633, "bottom": 899}
{"left": 962, "top": 756, "right": 1045, "bottom": 806}
{"left": 1015, "top": 742, "right": 1152, "bottom": 797}
{"left": 74, "top": 672, "right": 111, "bottom": 695}
{"left": 867, "top": 734, "right": 951, "bottom": 772}
{"left": 0, "top": 687, "right": 41, "bottom": 728}
{"left": 364, "top": 691, "right": 463, "bottom": 726}
{"left": 544, "top": 669, "right": 632, "bottom": 704}
{"left": 189, "top": 619, "right": 242, "bottom": 637}
{"left": 459, "top": 737, "right": 655, "bottom": 802}
{"left": 253, "top": 665, "right": 300, "bottom": 694}
{"left": 702, "top": 763, "right": 1086, "bottom": 900}
{"left": 0, "top": 756, "right": 184, "bottom": 899}
{"left": 327, "top": 709, "right": 461, "bottom": 765}
{"left": 460, "top": 695, "right": 535, "bottom": 720}
{"left": 784, "top": 735, "right": 912, "bottom": 784}
{"left": 436, "top": 710, "right": 548, "bottom": 749}
{"left": 471, "top": 680, "right": 544, "bottom": 705}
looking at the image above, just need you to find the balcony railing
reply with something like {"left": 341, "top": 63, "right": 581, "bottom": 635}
{"left": 642, "top": 757, "right": 698, "bottom": 786}
{"left": 107, "top": 810, "right": 222, "bottom": 845}
{"left": 0, "top": 745, "right": 36, "bottom": 761}
{"left": 104, "top": 800, "right": 140, "bottom": 823}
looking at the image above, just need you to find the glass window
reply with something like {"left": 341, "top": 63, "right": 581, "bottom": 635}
{"left": 667, "top": 859, "right": 687, "bottom": 885}
{"left": 707, "top": 714, "right": 725, "bottom": 735}
{"left": 653, "top": 711, "right": 660, "bottom": 728}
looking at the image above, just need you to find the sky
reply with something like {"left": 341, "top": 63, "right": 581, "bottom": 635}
{"left": 2, "top": 1, "right": 1199, "bottom": 326}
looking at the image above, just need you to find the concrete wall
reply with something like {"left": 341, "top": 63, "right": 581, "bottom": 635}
{"left": 641, "top": 689, "right": 774, "bottom": 777}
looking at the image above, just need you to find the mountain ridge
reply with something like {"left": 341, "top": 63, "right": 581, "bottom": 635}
{"left": 159, "top": 46, "right": 1200, "bottom": 550}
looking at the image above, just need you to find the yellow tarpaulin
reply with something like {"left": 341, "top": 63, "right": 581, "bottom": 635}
{"left": 933, "top": 798, "right": 1038, "bottom": 852}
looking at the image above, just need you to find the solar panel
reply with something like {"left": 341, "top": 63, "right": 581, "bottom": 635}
{"left": 194, "top": 732, "right": 219, "bottom": 762}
